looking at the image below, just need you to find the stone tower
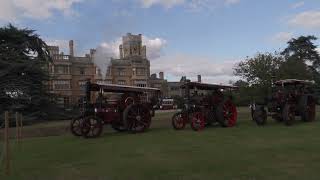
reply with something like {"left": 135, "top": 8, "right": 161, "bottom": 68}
{"left": 120, "top": 33, "right": 147, "bottom": 59}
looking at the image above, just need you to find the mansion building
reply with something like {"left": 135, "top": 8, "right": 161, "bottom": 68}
{"left": 48, "top": 33, "right": 167, "bottom": 107}
{"left": 95, "top": 33, "right": 150, "bottom": 87}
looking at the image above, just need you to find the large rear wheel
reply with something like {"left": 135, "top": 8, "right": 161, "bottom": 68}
{"left": 124, "top": 104, "right": 151, "bottom": 133}
{"left": 299, "top": 96, "right": 316, "bottom": 122}
{"left": 216, "top": 99, "right": 238, "bottom": 127}
{"left": 81, "top": 116, "right": 103, "bottom": 138}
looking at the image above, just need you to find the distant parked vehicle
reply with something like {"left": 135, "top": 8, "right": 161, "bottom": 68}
{"left": 160, "top": 98, "right": 177, "bottom": 110}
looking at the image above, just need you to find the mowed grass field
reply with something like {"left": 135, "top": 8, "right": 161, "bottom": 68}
{"left": 1, "top": 107, "right": 320, "bottom": 180}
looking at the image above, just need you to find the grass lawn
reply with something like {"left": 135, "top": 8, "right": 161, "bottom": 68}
{"left": 1, "top": 107, "right": 320, "bottom": 180}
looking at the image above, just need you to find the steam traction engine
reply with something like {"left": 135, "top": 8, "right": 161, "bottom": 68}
{"left": 251, "top": 79, "right": 317, "bottom": 126}
{"left": 171, "top": 82, "right": 238, "bottom": 131}
{"left": 70, "top": 81, "right": 160, "bottom": 138}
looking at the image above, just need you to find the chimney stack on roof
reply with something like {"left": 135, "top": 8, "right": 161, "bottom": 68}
{"left": 197, "top": 75, "right": 202, "bottom": 83}
{"left": 159, "top": 72, "right": 164, "bottom": 80}
{"left": 69, "top": 40, "right": 74, "bottom": 57}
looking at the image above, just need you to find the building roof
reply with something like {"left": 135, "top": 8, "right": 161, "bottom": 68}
{"left": 274, "top": 79, "right": 315, "bottom": 86}
{"left": 90, "top": 83, "right": 160, "bottom": 93}
{"left": 181, "top": 82, "right": 238, "bottom": 90}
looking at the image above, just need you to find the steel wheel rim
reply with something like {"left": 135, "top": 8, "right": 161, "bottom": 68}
{"left": 173, "top": 114, "right": 185, "bottom": 129}
{"left": 191, "top": 112, "right": 205, "bottom": 131}
{"left": 71, "top": 118, "right": 83, "bottom": 135}
{"left": 82, "top": 117, "right": 101, "bottom": 137}
{"left": 307, "top": 103, "right": 316, "bottom": 121}
{"left": 127, "top": 105, "right": 151, "bottom": 132}
{"left": 222, "top": 100, "right": 237, "bottom": 127}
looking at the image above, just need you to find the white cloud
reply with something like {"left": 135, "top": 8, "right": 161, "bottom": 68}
{"left": 140, "top": 0, "right": 185, "bottom": 8}
{"left": 0, "top": 1, "right": 17, "bottom": 22}
{"left": 143, "top": 36, "right": 167, "bottom": 59}
{"left": 95, "top": 35, "right": 167, "bottom": 60}
{"left": 139, "top": 0, "right": 240, "bottom": 9}
{"left": 290, "top": 1, "right": 304, "bottom": 9}
{"left": 271, "top": 32, "right": 294, "bottom": 43}
{"left": 151, "top": 54, "right": 239, "bottom": 84}
{"left": 224, "top": 0, "right": 240, "bottom": 5}
{"left": 288, "top": 10, "right": 320, "bottom": 29}
{"left": 0, "top": 0, "right": 84, "bottom": 22}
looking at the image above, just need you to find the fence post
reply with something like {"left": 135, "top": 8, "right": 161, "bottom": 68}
{"left": 4, "top": 111, "right": 10, "bottom": 176}
{"left": 19, "top": 113, "right": 23, "bottom": 141}
{"left": 15, "top": 112, "right": 19, "bottom": 144}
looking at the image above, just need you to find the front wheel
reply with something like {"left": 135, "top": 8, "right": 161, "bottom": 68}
{"left": 252, "top": 105, "right": 267, "bottom": 126}
{"left": 81, "top": 116, "right": 103, "bottom": 138}
{"left": 70, "top": 116, "right": 85, "bottom": 136}
{"left": 282, "top": 104, "right": 295, "bottom": 126}
{"left": 190, "top": 112, "right": 205, "bottom": 131}
{"left": 172, "top": 112, "right": 187, "bottom": 130}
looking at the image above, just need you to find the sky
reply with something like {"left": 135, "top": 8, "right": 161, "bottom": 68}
{"left": 0, "top": 0, "right": 320, "bottom": 84}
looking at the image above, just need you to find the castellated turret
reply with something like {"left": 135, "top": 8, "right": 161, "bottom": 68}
{"left": 120, "top": 33, "right": 147, "bottom": 59}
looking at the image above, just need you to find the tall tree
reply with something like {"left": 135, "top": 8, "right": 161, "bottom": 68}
{"left": 282, "top": 35, "right": 320, "bottom": 67}
{"left": 0, "top": 24, "right": 51, "bottom": 119}
{"left": 280, "top": 35, "right": 320, "bottom": 79}
{"left": 234, "top": 52, "right": 283, "bottom": 86}
{"left": 234, "top": 52, "right": 284, "bottom": 104}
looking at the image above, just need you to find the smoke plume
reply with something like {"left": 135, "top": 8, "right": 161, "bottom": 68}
{"left": 92, "top": 41, "right": 119, "bottom": 79}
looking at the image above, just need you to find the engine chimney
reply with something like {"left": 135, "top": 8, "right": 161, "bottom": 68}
{"left": 197, "top": 75, "right": 202, "bottom": 83}
{"left": 69, "top": 40, "right": 74, "bottom": 57}
{"left": 159, "top": 72, "right": 164, "bottom": 80}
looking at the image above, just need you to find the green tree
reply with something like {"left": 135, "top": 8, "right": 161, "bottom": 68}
{"left": 280, "top": 35, "right": 320, "bottom": 79}
{"left": 234, "top": 52, "right": 283, "bottom": 87}
{"left": 0, "top": 24, "right": 51, "bottom": 119}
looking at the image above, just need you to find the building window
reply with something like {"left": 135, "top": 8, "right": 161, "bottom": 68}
{"left": 53, "top": 80, "right": 71, "bottom": 90}
{"left": 96, "top": 68, "right": 101, "bottom": 75}
{"left": 134, "top": 80, "right": 147, "bottom": 87}
{"left": 80, "top": 67, "right": 85, "bottom": 75}
{"left": 55, "top": 65, "right": 69, "bottom": 74}
{"left": 79, "top": 81, "right": 87, "bottom": 91}
{"left": 171, "top": 87, "right": 179, "bottom": 91}
{"left": 136, "top": 84, "right": 146, "bottom": 87}
{"left": 64, "top": 97, "right": 70, "bottom": 107}
{"left": 118, "top": 80, "right": 126, "bottom": 85}
{"left": 118, "top": 68, "right": 126, "bottom": 76}
{"left": 107, "top": 67, "right": 111, "bottom": 76}
{"left": 97, "top": 80, "right": 112, "bottom": 84}
{"left": 136, "top": 68, "right": 145, "bottom": 76}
